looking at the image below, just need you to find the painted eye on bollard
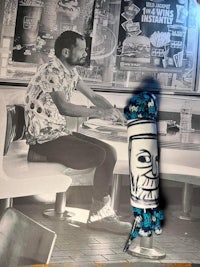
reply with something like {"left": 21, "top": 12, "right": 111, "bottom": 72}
{"left": 138, "top": 155, "right": 151, "bottom": 163}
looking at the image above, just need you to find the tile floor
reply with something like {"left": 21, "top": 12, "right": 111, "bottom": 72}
{"left": 14, "top": 200, "right": 200, "bottom": 266}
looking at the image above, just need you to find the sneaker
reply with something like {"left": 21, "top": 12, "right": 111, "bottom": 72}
{"left": 87, "top": 196, "right": 131, "bottom": 235}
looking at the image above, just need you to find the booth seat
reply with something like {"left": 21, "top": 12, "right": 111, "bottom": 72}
{"left": 0, "top": 98, "right": 72, "bottom": 220}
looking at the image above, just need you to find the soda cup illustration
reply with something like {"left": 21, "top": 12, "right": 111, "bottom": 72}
{"left": 17, "top": 0, "right": 44, "bottom": 46}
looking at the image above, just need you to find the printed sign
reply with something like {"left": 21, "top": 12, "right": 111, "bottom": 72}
{"left": 117, "top": 0, "right": 189, "bottom": 71}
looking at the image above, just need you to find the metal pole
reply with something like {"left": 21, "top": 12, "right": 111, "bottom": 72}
{"left": 0, "top": 198, "right": 13, "bottom": 216}
{"left": 179, "top": 183, "right": 193, "bottom": 220}
{"left": 110, "top": 174, "right": 122, "bottom": 212}
{"left": 140, "top": 236, "right": 153, "bottom": 249}
{"left": 43, "top": 192, "right": 74, "bottom": 220}
{"left": 128, "top": 236, "right": 166, "bottom": 259}
{"left": 54, "top": 192, "right": 67, "bottom": 214}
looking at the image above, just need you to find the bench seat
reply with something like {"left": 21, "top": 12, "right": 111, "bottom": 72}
{"left": 1, "top": 140, "right": 71, "bottom": 199}
{"left": 0, "top": 100, "right": 72, "bottom": 220}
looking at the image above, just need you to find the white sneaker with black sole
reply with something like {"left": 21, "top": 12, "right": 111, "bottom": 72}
{"left": 87, "top": 196, "right": 131, "bottom": 235}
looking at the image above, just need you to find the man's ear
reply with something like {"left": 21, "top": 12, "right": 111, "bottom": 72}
{"left": 61, "top": 48, "right": 69, "bottom": 58}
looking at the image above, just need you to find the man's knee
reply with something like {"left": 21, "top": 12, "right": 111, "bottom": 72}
{"left": 92, "top": 144, "right": 117, "bottom": 167}
{"left": 104, "top": 144, "right": 117, "bottom": 164}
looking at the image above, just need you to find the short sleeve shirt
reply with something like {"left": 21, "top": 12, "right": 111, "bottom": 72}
{"left": 24, "top": 57, "right": 81, "bottom": 145}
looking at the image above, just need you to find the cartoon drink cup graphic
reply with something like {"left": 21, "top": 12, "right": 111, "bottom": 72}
{"left": 167, "top": 25, "right": 187, "bottom": 68}
{"left": 17, "top": 0, "right": 44, "bottom": 46}
{"left": 150, "top": 31, "right": 171, "bottom": 68}
{"left": 56, "top": 0, "right": 80, "bottom": 33}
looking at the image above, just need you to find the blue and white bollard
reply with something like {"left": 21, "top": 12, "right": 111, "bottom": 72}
{"left": 123, "top": 90, "right": 165, "bottom": 259}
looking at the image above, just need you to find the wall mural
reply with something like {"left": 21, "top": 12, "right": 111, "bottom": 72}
{"left": 12, "top": 0, "right": 95, "bottom": 65}
{"left": 0, "top": 0, "right": 199, "bottom": 91}
{"left": 116, "top": 0, "right": 199, "bottom": 89}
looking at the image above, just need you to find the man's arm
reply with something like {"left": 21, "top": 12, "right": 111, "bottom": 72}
{"left": 76, "top": 79, "right": 113, "bottom": 109}
{"left": 76, "top": 79, "right": 124, "bottom": 122}
{"left": 50, "top": 77, "right": 124, "bottom": 121}
{"left": 50, "top": 90, "right": 101, "bottom": 117}
{"left": 50, "top": 90, "right": 121, "bottom": 121}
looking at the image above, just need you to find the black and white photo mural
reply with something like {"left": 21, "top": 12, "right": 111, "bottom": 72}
{"left": 12, "top": 0, "right": 95, "bottom": 64}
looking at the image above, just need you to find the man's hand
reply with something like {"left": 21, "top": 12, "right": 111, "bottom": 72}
{"left": 89, "top": 106, "right": 126, "bottom": 124}
{"left": 101, "top": 107, "right": 125, "bottom": 124}
{"left": 112, "top": 108, "right": 125, "bottom": 124}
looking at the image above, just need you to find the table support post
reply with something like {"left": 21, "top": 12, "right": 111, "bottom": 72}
{"left": 43, "top": 192, "right": 74, "bottom": 220}
{"left": 179, "top": 183, "right": 194, "bottom": 220}
{"left": 0, "top": 198, "right": 13, "bottom": 216}
{"left": 110, "top": 174, "right": 122, "bottom": 212}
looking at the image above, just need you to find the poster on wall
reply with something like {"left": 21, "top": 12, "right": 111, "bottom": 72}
{"left": 117, "top": 0, "right": 189, "bottom": 71}
{"left": 12, "top": 0, "right": 95, "bottom": 65}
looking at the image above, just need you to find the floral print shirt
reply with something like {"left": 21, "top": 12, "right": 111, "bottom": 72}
{"left": 24, "top": 56, "right": 81, "bottom": 145}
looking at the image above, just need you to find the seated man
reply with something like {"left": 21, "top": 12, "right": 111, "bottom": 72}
{"left": 24, "top": 30, "right": 131, "bottom": 234}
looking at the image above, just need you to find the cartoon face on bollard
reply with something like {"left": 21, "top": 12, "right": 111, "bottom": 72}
{"left": 129, "top": 131, "right": 159, "bottom": 209}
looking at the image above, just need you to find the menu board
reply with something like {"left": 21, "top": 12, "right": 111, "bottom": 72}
{"left": 12, "top": 0, "right": 95, "bottom": 65}
{"left": 117, "top": 0, "right": 189, "bottom": 71}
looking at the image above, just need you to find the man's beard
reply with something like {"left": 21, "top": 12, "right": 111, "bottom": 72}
{"left": 66, "top": 57, "right": 86, "bottom": 66}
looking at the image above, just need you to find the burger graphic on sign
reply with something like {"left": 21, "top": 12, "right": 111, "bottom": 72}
{"left": 122, "top": 35, "right": 151, "bottom": 63}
